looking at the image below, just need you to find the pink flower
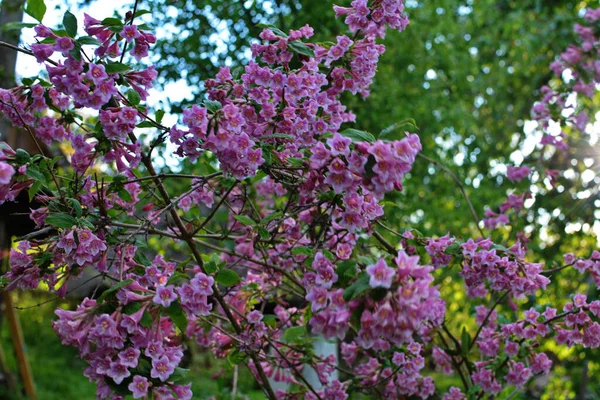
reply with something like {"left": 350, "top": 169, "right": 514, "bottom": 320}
{"left": 54, "top": 37, "right": 74, "bottom": 55}
{"left": 57, "top": 230, "right": 77, "bottom": 254}
{"left": 107, "top": 361, "right": 130, "bottom": 384}
{"left": 506, "top": 362, "right": 531, "bottom": 387}
{"left": 121, "top": 25, "right": 140, "bottom": 42}
{"left": 31, "top": 43, "right": 54, "bottom": 63}
{"left": 118, "top": 347, "right": 140, "bottom": 368}
{"left": 190, "top": 273, "right": 214, "bottom": 296}
{"left": 153, "top": 285, "right": 177, "bottom": 307}
{"left": 366, "top": 258, "right": 395, "bottom": 289}
{"left": 86, "top": 63, "right": 108, "bottom": 85}
{"left": 443, "top": 387, "right": 465, "bottom": 400}
{"left": 0, "top": 162, "right": 15, "bottom": 185}
{"left": 151, "top": 355, "right": 175, "bottom": 382}
{"left": 128, "top": 375, "right": 150, "bottom": 399}
{"left": 506, "top": 165, "right": 530, "bottom": 182}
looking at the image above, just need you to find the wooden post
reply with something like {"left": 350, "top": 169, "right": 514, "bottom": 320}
{"left": 2, "top": 292, "right": 37, "bottom": 399}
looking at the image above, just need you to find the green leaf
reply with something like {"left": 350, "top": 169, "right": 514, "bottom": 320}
{"left": 127, "top": 89, "right": 141, "bottom": 106}
{"left": 15, "top": 149, "right": 31, "bottom": 165}
{"left": 134, "top": 250, "right": 151, "bottom": 267}
{"left": 67, "top": 198, "right": 83, "bottom": 218}
{"left": 204, "top": 99, "right": 222, "bottom": 114}
{"left": 287, "top": 157, "right": 304, "bottom": 167}
{"left": 26, "top": 166, "right": 47, "bottom": 185}
{"left": 379, "top": 118, "right": 419, "bottom": 139}
{"left": 233, "top": 214, "right": 256, "bottom": 226}
{"left": 262, "top": 211, "right": 283, "bottom": 225}
{"left": 258, "top": 227, "right": 270, "bottom": 240}
{"left": 322, "top": 249, "right": 335, "bottom": 261}
{"left": 77, "top": 36, "right": 102, "bottom": 46}
{"left": 104, "top": 62, "right": 131, "bottom": 74}
{"left": 117, "top": 188, "right": 133, "bottom": 202}
{"left": 266, "top": 133, "right": 295, "bottom": 140}
{"left": 134, "top": 9, "right": 152, "bottom": 18}
{"left": 343, "top": 273, "right": 371, "bottom": 301}
{"left": 167, "top": 272, "right": 189, "bottom": 286}
{"left": 256, "top": 23, "right": 288, "bottom": 38}
{"left": 227, "top": 348, "right": 248, "bottom": 365}
{"left": 336, "top": 260, "right": 358, "bottom": 286}
{"left": 288, "top": 40, "right": 315, "bottom": 57}
{"left": 0, "top": 22, "right": 37, "bottom": 31}
{"left": 28, "top": 181, "right": 42, "bottom": 201}
{"left": 140, "top": 311, "right": 153, "bottom": 328}
{"left": 69, "top": 43, "right": 82, "bottom": 61}
{"left": 204, "top": 260, "right": 219, "bottom": 274}
{"left": 155, "top": 110, "right": 165, "bottom": 124}
{"left": 263, "top": 314, "right": 277, "bottom": 328}
{"left": 97, "top": 279, "right": 133, "bottom": 303}
{"left": 215, "top": 269, "right": 241, "bottom": 287}
{"left": 166, "top": 301, "right": 188, "bottom": 333}
{"left": 63, "top": 10, "right": 78, "bottom": 37}
{"left": 169, "top": 367, "right": 190, "bottom": 383}
{"left": 136, "top": 121, "right": 155, "bottom": 128}
{"left": 291, "top": 246, "right": 314, "bottom": 257}
{"left": 101, "top": 17, "right": 123, "bottom": 27}
{"left": 122, "top": 302, "right": 142, "bottom": 315}
{"left": 45, "top": 213, "right": 77, "bottom": 229}
{"left": 282, "top": 326, "right": 307, "bottom": 343}
{"left": 104, "top": 378, "right": 130, "bottom": 396}
{"left": 26, "top": 0, "right": 46, "bottom": 22}
{"left": 340, "top": 128, "right": 376, "bottom": 143}
{"left": 461, "top": 327, "right": 472, "bottom": 357}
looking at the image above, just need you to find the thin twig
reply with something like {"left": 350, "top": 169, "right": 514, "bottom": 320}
{"left": 418, "top": 153, "right": 485, "bottom": 236}
{"left": 0, "top": 40, "right": 59, "bottom": 66}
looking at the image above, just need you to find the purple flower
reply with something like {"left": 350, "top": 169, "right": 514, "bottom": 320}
{"left": 121, "top": 25, "right": 140, "bottom": 42}
{"left": 118, "top": 347, "right": 140, "bottom": 368}
{"left": 366, "top": 258, "right": 395, "bottom": 289}
{"left": 506, "top": 165, "right": 530, "bottom": 182}
{"left": 57, "top": 230, "right": 77, "bottom": 254}
{"left": 190, "top": 272, "right": 214, "bottom": 296}
{"left": 326, "top": 132, "right": 351, "bottom": 156}
{"left": 54, "top": 37, "right": 74, "bottom": 55}
{"left": 86, "top": 63, "right": 108, "bottom": 85}
{"left": 306, "top": 286, "right": 329, "bottom": 312}
{"left": 153, "top": 285, "right": 177, "bottom": 307}
{"left": 151, "top": 355, "right": 175, "bottom": 382}
{"left": 31, "top": 43, "right": 54, "bottom": 63}
{"left": 107, "top": 361, "right": 130, "bottom": 384}
{"left": 128, "top": 375, "right": 150, "bottom": 399}
{"left": 0, "top": 161, "right": 15, "bottom": 185}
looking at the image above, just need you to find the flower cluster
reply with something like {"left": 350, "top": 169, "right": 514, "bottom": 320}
{"left": 1, "top": 3, "right": 600, "bottom": 400}
{"left": 531, "top": 8, "right": 600, "bottom": 149}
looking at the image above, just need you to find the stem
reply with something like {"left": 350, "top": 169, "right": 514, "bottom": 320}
{"left": 119, "top": 0, "right": 140, "bottom": 64}
{"left": 469, "top": 290, "right": 510, "bottom": 353}
{"left": 437, "top": 329, "right": 470, "bottom": 391}
{"left": 123, "top": 172, "right": 221, "bottom": 184}
{"left": 128, "top": 132, "right": 276, "bottom": 399}
{"left": 372, "top": 230, "right": 397, "bottom": 255}
{"left": 0, "top": 40, "right": 59, "bottom": 66}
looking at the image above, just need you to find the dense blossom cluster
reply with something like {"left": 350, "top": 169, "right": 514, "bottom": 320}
{"left": 532, "top": 9, "right": 600, "bottom": 149}
{"left": 0, "top": 1, "right": 599, "bottom": 400}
